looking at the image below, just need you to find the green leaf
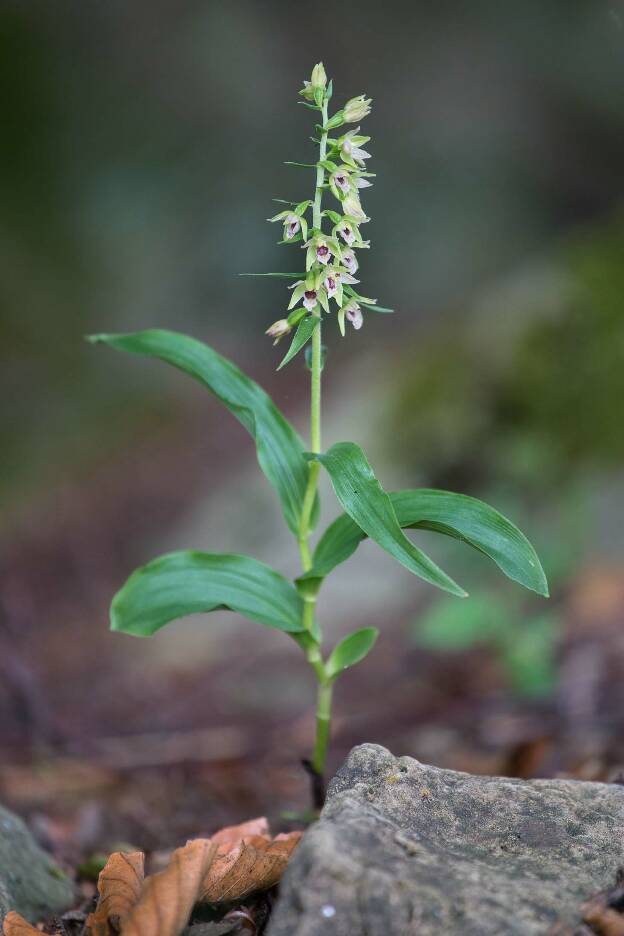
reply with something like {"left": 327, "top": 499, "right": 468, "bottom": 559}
{"left": 284, "top": 161, "right": 317, "bottom": 168}
{"left": 239, "top": 272, "right": 301, "bottom": 279}
{"left": 278, "top": 317, "right": 319, "bottom": 370}
{"left": 88, "top": 329, "right": 318, "bottom": 534}
{"left": 308, "top": 442, "right": 467, "bottom": 597}
{"left": 326, "top": 627, "right": 379, "bottom": 680}
{"left": 306, "top": 488, "right": 549, "bottom": 596}
{"left": 360, "top": 302, "right": 395, "bottom": 313}
{"left": 111, "top": 551, "right": 305, "bottom": 636}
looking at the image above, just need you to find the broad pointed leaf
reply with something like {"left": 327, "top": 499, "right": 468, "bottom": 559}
{"left": 326, "top": 627, "right": 379, "bottom": 680}
{"left": 278, "top": 317, "right": 319, "bottom": 370}
{"left": 306, "top": 488, "right": 548, "bottom": 597}
{"left": 308, "top": 442, "right": 467, "bottom": 597}
{"left": 88, "top": 330, "right": 318, "bottom": 534}
{"left": 111, "top": 551, "right": 305, "bottom": 636}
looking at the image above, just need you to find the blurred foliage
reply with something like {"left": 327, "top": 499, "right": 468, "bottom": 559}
{"left": 392, "top": 216, "right": 624, "bottom": 697}
{"left": 414, "top": 589, "right": 559, "bottom": 698}
{"left": 386, "top": 217, "right": 624, "bottom": 493}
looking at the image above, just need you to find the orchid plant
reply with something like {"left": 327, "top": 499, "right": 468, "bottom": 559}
{"left": 89, "top": 64, "right": 548, "bottom": 790}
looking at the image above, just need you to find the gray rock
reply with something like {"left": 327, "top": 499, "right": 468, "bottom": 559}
{"left": 269, "top": 744, "right": 624, "bottom": 936}
{"left": 0, "top": 803, "right": 74, "bottom": 925}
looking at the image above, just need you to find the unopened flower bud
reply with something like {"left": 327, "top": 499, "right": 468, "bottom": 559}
{"left": 344, "top": 95, "right": 372, "bottom": 123}
{"left": 311, "top": 63, "right": 327, "bottom": 91}
{"left": 300, "top": 62, "right": 327, "bottom": 101}
{"left": 265, "top": 319, "right": 291, "bottom": 343}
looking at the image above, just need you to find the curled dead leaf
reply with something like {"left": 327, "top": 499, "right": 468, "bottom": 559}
{"left": 582, "top": 897, "right": 624, "bottom": 936}
{"left": 200, "top": 830, "right": 302, "bottom": 904}
{"left": 122, "top": 838, "right": 217, "bottom": 936}
{"left": 2, "top": 911, "right": 40, "bottom": 935}
{"left": 210, "top": 818, "right": 269, "bottom": 847}
{"left": 86, "top": 850, "right": 145, "bottom": 935}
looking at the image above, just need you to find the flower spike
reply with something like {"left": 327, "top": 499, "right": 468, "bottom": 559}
{"left": 263, "top": 64, "right": 390, "bottom": 342}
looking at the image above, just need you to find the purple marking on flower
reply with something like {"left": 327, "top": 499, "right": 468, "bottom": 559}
{"left": 341, "top": 249, "right": 358, "bottom": 274}
{"left": 303, "top": 290, "right": 318, "bottom": 311}
{"left": 284, "top": 213, "right": 300, "bottom": 239}
{"left": 325, "top": 275, "right": 337, "bottom": 298}
{"left": 335, "top": 173, "right": 349, "bottom": 194}
{"left": 316, "top": 244, "right": 331, "bottom": 264}
{"left": 339, "top": 225, "right": 356, "bottom": 246}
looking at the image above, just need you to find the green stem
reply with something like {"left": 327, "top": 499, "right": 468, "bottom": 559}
{"left": 312, "top": 681, "right": 333, "bottom": 775}
{"left": 297, "top": 98, "right": 331, "bottom": 779}
{"left": 297, "top": 98, "right": 328, "bottom": 575}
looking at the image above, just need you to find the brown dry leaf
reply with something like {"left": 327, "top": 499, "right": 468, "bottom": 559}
{"left": 122, "top": 838, "right": 217, "bottom": 936}
{"left": 2, "top": 911, "right": 40, "bottom": 935}
{"left": 86, "top": 850, "right": 145, "bottom": 935}
{"left": 582, "top": 897, "right": 624, "bottom": 936}
{"left": 210, "top": 818, "right": 269, "bottom": 847}
{"left": 200, "top": 830, "right": 302, "bottom": 904}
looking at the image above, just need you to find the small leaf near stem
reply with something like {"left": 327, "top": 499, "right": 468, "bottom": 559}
{"left": 278, "top": 317, "right": 320, "bottom": 370}
{"left": 326, "top": 627, "right": 379, "bottom": 680}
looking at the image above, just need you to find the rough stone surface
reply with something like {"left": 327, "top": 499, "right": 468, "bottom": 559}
{"left": 269, "top": 744, "right": 624, "bottom": 936}
{"left": 0, "top": 803, "right": 74, "bottom": 925}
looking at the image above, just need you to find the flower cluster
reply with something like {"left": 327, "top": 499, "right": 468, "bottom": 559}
{"left": 264, "top": 64, "right": 388, "bottom": 350}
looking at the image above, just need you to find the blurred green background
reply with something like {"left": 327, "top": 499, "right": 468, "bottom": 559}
{"left": 2, "top": 0, "right": 624, "bottom": 832}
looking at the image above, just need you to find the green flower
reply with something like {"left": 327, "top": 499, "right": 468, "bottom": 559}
{"left": 343, "top": 194, "right": 368, "bottom": 224}
{"left": 267, "top": 210, "right": 307, "bottom": 242}
{"left": 338, "top": 299, "right": 363, "bottom": 335}
{"left": 344, "top": 95, "right": 372, "bottom": 123}
{"left": 337, "top": 128, "right": 371, "bottom": 168}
